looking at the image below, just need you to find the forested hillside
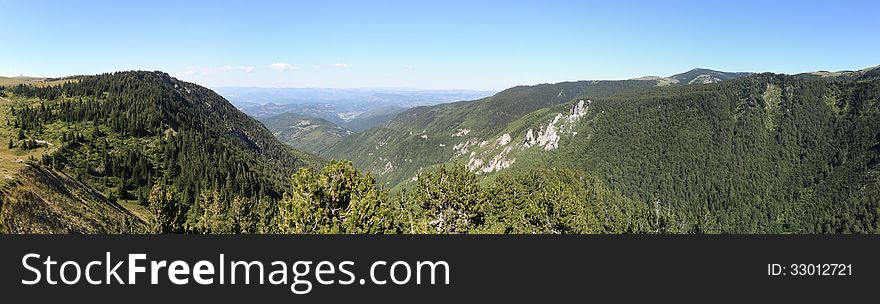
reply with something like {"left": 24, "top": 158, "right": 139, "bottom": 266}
{"left": 430, "top": 71, "right": 880, "bottom": 233}
{"left": 319, "top": 68, "right": 880, "bottom": 234}
{"left": 0, "top": 71, "right": 321, "bottom": 233}
{"left": 323, "top": 79, "right": 660, "bottom": 187}
{"left": 553, "top": 73, "right": 880, "bottom": 233}
{"left": 1, "top": 68, "right": 877, "bottom": 234}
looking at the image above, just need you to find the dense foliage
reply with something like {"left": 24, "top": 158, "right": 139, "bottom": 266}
{"left": 310, "top": 71, "right": 880, "bottom": 234}
{"left": 276, "top": 161, "right": 400, "bottom": 233}
{"left": 3, "top": 71, "right": 319, "bottom": 233}
{"left": 3, "top": 69, "right": 878, "bottom": 234}
{"left": 556, "top": 74, "right": 880, "bottom": 233}
{"left": 279, "top": 161, "right": 677, "bottom": 234}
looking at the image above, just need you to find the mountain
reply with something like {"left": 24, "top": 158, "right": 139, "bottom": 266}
{"left": 322, "top": 79, "right": 661, "bottom": 187}
{"left": 3, "top": 67, "right": 878, "bottom": 234}
{"left": 0, "top": 71, "right": 321, "bottom": 233}
{"left": 321, "top": 67, "right": 880, "bottom": 233}
{"left": 259, "top": 112, "right": 352, "bottom": 154}
{"left": 631, "top": 68, "right": 753, "bottom": 85}
{"left": 220, "top": 87, "right": 495, "bottom": 131}
{"left": 500, "top": 73, "right": 880, "bottom": 233}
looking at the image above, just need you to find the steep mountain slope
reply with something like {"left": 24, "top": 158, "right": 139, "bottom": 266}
{"left": 323, "top": 79, "right": 660, "bottom": 186}
{"left": 259, "top": 112, "right": 352, "bottom": 154}
{"left": 0, "top": 165, "right": 141, "bottom": 233}
{"left": 322, "top": 67, "right": 878, "bottom": 233}
{"left": 0, "top": 71, "right": 321, "bottom": 233}
{"left": 438, "top": 72, "right": 880, "bottom": 233}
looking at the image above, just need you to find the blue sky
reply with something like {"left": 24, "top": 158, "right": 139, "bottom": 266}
{"left": 1, "top": 0, "right": 878, "bottom": 90}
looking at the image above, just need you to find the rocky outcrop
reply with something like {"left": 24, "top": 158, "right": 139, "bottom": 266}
{"left": 523, "top": 99, "right": 591, "bottom": 151}
{"left": 497, "top": 133, "right": 512, "bottom": 146}
{"left": 462, "top": 99, "right": 593, "bottom": 174}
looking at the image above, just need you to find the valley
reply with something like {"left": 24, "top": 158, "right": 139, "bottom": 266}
{"left": 1, "top": 67, "right": 878, "bottom": 234}
{"left": 248, "top": 67, "right": 880, "bottom": 233}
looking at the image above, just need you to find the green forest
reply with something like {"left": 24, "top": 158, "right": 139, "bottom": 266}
{"left": 0, "top": 70, "right": 877, "bottom": 234}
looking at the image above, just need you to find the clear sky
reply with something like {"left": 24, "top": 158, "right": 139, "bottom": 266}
{"left": 1, "top": 0, "right": 878, "bottom": 90}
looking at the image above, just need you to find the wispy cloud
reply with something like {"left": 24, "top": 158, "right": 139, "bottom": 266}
{"left": 332, "top": 63, "right": 349, "bottom": 68}
{"left": 270, "top": 62, "right": 297, "bottom": 71}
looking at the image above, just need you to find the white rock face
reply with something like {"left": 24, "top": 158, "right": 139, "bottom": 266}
{"left": 462, "top": 99, "right": 592, "bottom": 173}
{"left": 536, "top": 113, "right": 563, "bottom": 150}
{"left": 569, "top": 99, "right": 589, "bottom": 121}
{"left": 468, "top": 146, "right": 515, "bottom": 174}
{"left": 527, "top": 99, "right": 591, "bottom": 151}
{"left": 522, "top": 129, "right": 536, "bottom": 148}
{"left": 467, "top": 157, "right": 484, "bottom": 171}
{"left": 453, "top": 138, "right": 481, "bottom": 156}
{"left": 497, "top": 133, "right": 511, "bottom": 146}
{"left": 481, "top": 146, "right": 515, "bottom": 173}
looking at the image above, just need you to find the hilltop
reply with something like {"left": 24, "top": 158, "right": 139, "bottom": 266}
{"left": 0, "top": 71, "right": 321, "bottom": 233}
